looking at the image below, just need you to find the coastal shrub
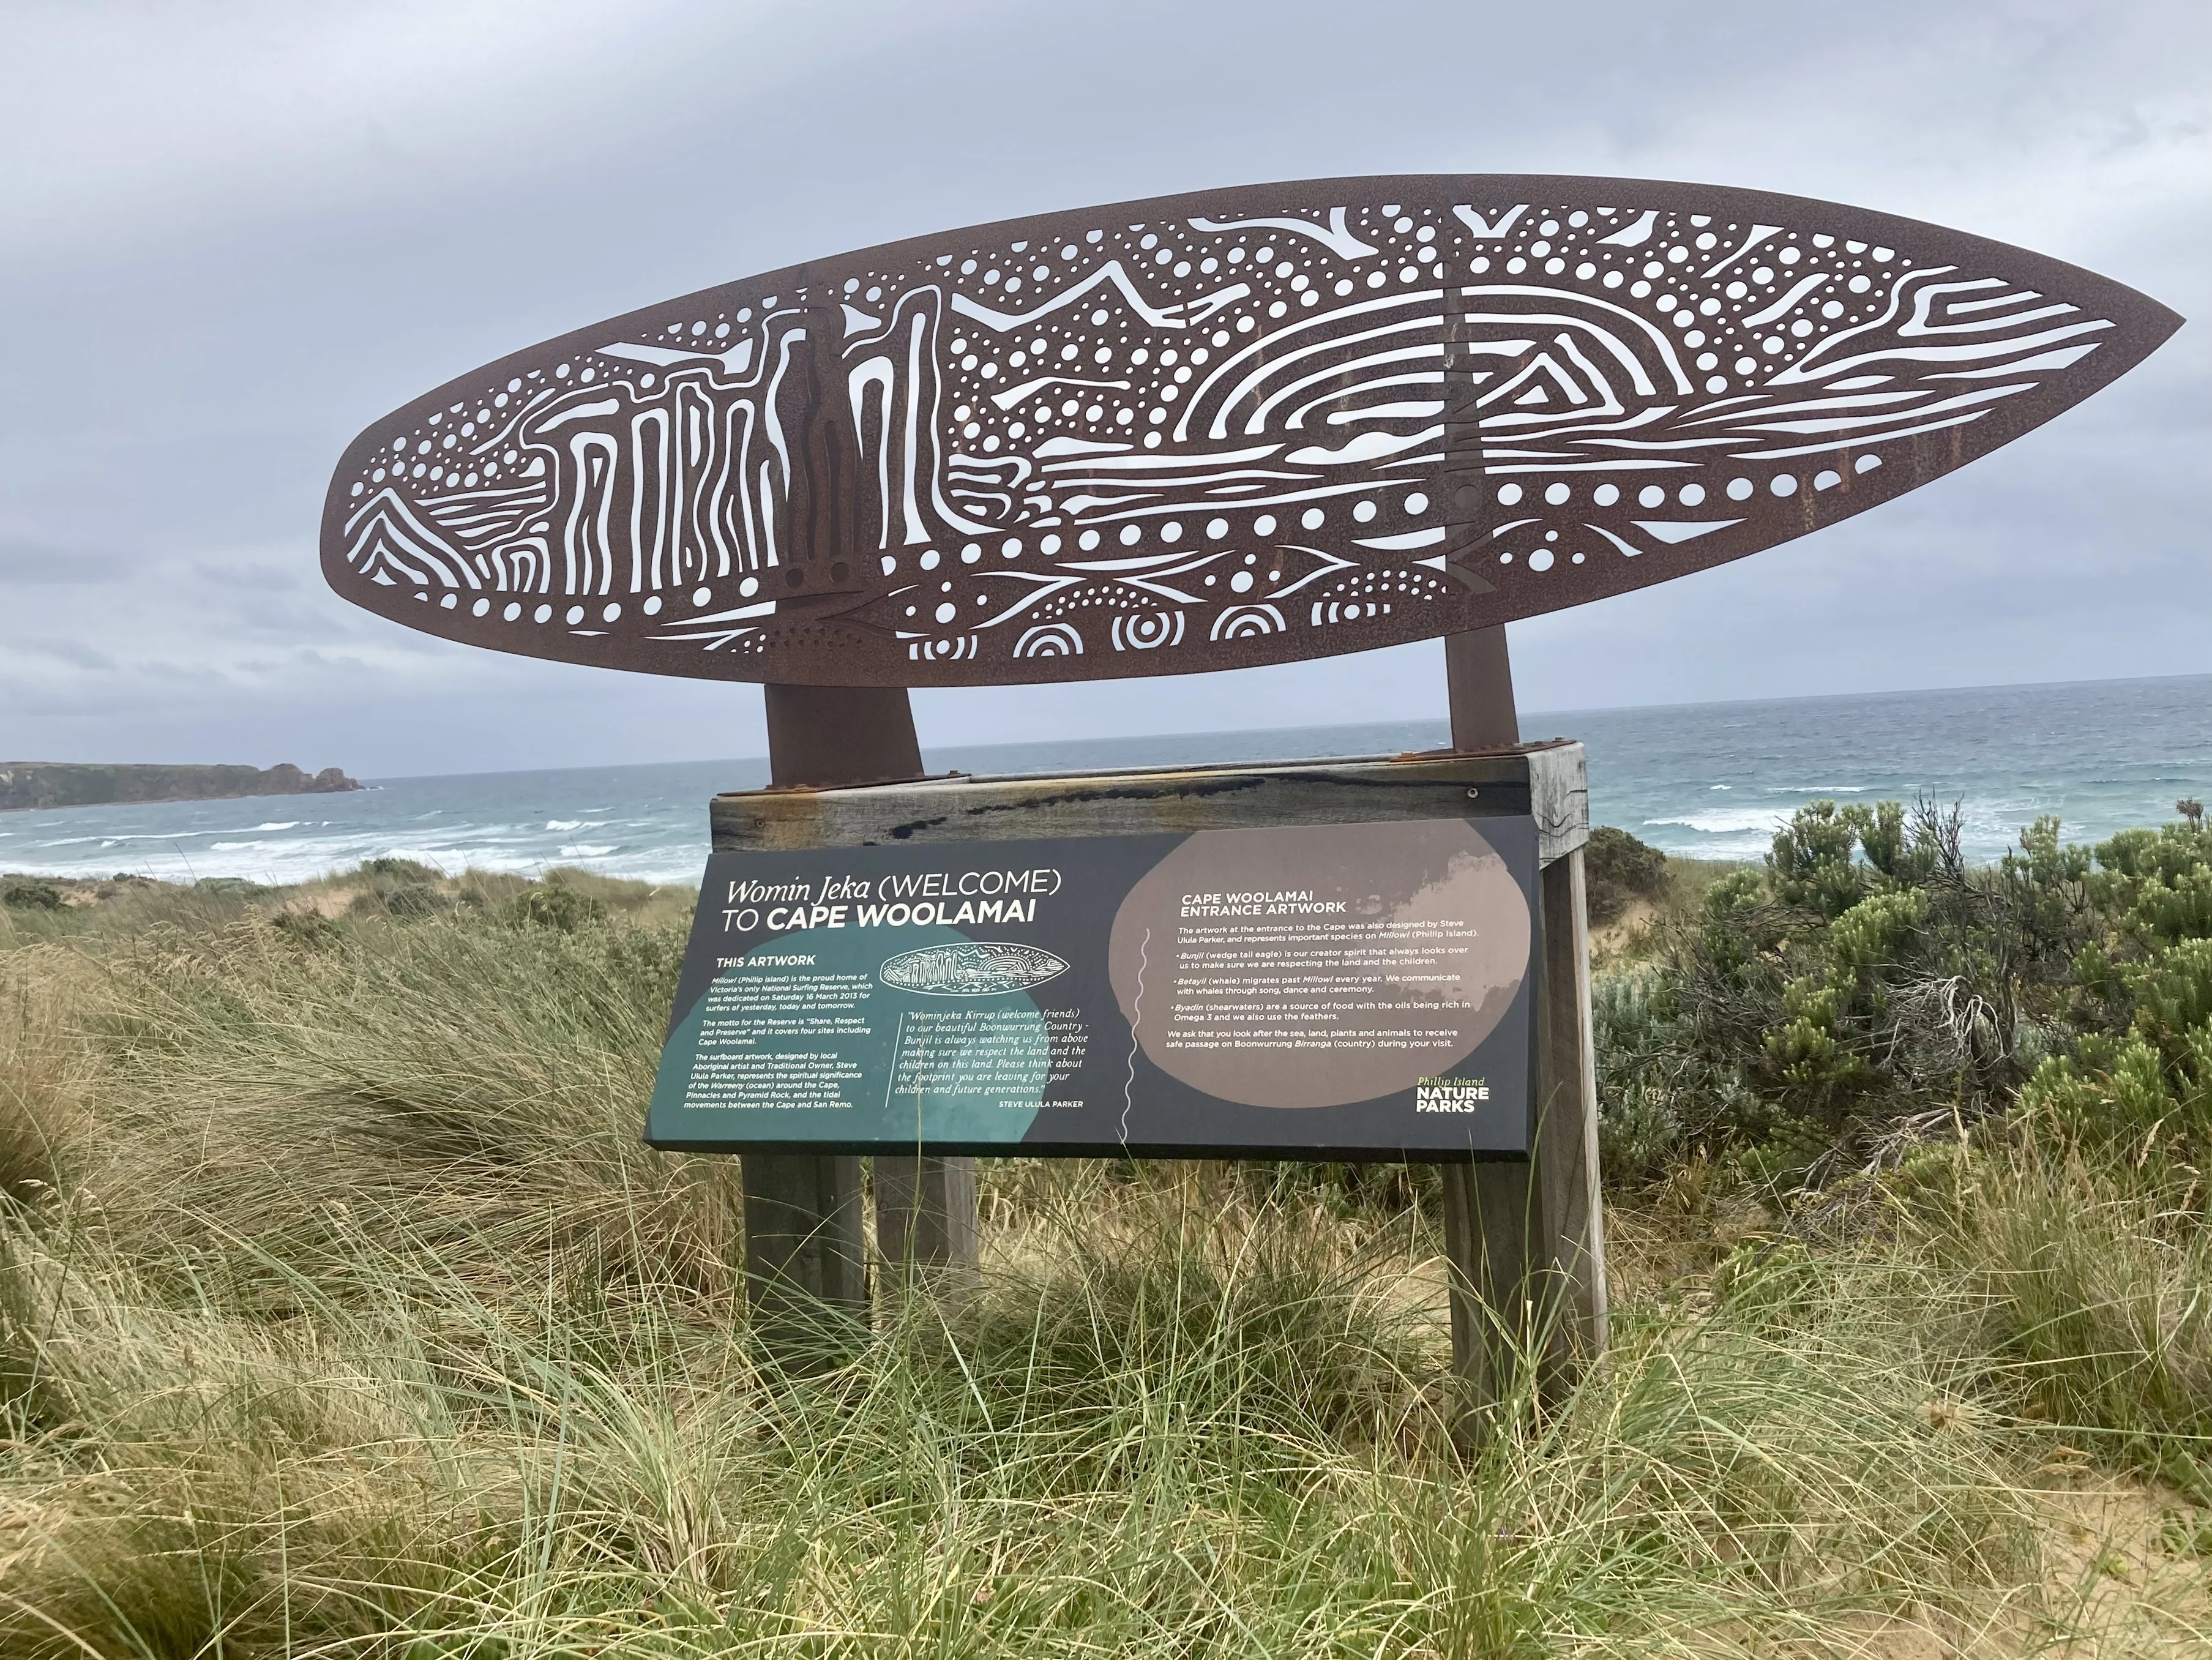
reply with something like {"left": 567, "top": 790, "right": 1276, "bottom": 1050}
{"left": 2012, "top": 815, "right": 2212, "bottom": 1174}
{"left": 455, "top": 867, "right": 534, "bottom": 911}
{"left": 348, "top": 876, "right": 450, "bottom": 919}
{"left": 510, "top": 881, "right": 608, "bottom": 932}
{"left": 1593, "top": 968, "right": 1783, "bottom": 1186}
{"left": 1599, "top": 799, "right": 2212, "bottom": 1191}
{"left": 541, "top": 864, "right": 659, "bottom": 904}
{"left": 359, "top": 855, "right": 442, "bottom": 883}
{"left": 383, "top": 878, "right": 448, "bottom": 918}
{"left": 1583, "top": 824, "right": 1668, "bottom": 927}
{"left": 271, "top": 907, "right": 344, "bottom": 948}
{"left": 0, "top": 877, "right": 64, "bottom": 910}
{"left": 193, "top": 874, "right": 275, "bottom": 902}
{"left": 0, "top": 875, "right": 289, "bottom": 949}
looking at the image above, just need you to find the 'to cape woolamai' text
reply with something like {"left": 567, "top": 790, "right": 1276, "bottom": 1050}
{"left": 720, "top": 867, "right": 1064, "bottom": 935}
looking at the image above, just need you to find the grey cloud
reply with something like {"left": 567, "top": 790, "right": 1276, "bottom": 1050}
{"left": 2, "top": 0, "right": 2204, "bottom": 772}
{"left": 6, "top": 638, "right": 119, "bottom": 673}
{"left": 0, "top": 539, "right": 153, "bottom": 586}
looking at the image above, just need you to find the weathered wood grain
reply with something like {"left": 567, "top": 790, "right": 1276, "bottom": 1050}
{"left": 1533, "top": 847, "right": 1608, "bottom": 1374}
{"left": 739, "top": 1150, "right": 869, "bottom": 1370}
{"left": 1436, "top": 631, "right": 1607, "bottom": 1407}
{"left": 874, "top": 1155, "right": 980, "bottom": 1285}
{"left": 712, "top": 745, "right": 1588, "bottom": 867}
{"left": 742, "top": 682, "right": 966, "bottom": 1368}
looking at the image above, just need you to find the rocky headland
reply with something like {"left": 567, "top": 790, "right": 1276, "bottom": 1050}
{"left": 0, "top": 762, "right": 362, "bottom": 813}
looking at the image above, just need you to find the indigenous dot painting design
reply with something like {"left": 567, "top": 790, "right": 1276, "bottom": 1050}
{"left": 322, "top": 176, "right": 2178, "bottom": 687}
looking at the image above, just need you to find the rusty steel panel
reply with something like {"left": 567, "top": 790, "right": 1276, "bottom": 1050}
{"left": 321, "top": 176, "right": 2180, "bottom": 687}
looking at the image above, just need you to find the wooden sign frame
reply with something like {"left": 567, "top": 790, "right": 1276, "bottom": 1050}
{"left": 713, "top": 730, "right": 1603, "bottom": 1393}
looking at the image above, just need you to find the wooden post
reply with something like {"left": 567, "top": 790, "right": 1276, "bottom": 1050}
{"left": 736, "top": 1150, "right": 868, "bottom": 1369}
{"left": 1534, "top": 847, "right": 1608, "bottom": 1365}
{"left": 874, "top": 1154, "right": 981, "bottom": 1282}
{"left": 1440, "top": 626, "right": 1607, "bottom": 1401}
{"left": 743, "top": 684, "right": 979, "bottom": 1362}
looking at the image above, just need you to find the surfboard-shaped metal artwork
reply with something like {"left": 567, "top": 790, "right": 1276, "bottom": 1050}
{"left": 322, "top": 176, "right": 2179, "bottom": 687}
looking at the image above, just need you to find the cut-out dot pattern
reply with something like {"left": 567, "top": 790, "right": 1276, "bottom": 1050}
{"left": 327, "top": 184, "right": 2140, "bottom": 687}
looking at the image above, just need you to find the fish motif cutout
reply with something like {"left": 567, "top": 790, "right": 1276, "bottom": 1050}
{"left": 321, "top": 176, "right": 2179, "bottom": 687}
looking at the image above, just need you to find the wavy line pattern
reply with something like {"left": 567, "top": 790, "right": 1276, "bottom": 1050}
{"left": 325, "top": 184, "right": 2169, "bottom": 684}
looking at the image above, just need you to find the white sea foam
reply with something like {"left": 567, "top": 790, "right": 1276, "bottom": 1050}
{"left": 38, "top": 829, "right": 226, "bottom": 847}
{"left": 2, "top": 682, "right": 2205, "bottom": 885}
{"left": 1644, "top": 807, "right": 1795, "bottom": 836}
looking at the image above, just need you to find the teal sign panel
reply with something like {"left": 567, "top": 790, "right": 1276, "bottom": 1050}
{"left": 648, "top": 818, "right": 1539, "bottom": 1159}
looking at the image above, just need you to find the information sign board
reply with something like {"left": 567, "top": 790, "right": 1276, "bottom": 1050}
{"left": 648, "top": 817, "right": 1538, "bottom": 1158}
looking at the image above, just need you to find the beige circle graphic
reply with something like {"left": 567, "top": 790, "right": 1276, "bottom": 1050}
{"left": 1107, "top": 820, "right": 1531, "bottom": 1109}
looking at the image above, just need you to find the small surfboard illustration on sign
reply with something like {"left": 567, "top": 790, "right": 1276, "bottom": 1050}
{"left": 880, "top": 942, "right": 1069, "bottom": 996}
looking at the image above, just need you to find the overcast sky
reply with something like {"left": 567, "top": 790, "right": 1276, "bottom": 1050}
{"left": 4, "top": 0, "right": 2203, "bottom": 778}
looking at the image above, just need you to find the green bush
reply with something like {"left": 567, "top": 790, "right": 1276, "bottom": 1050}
{"left": 1597, "top": 800, "right": 2212, "bottom": 1192}
{"left": 509, "top": 883, "right": 608, "bottom": 932}
{"left": 349, "top": 878, "right": 449, "bottom": 919}
{"left": 193, "top": 875, "right": 274, "bottom": 902}
{"left": 1583, "top": 824, "right": 1667, "bottom": 926}
{"left": 1, "top": 877, "right": 64, "bottom": 910}
{"left": 2017, "top": 818, "right": 2212, "bottom": 1172}
{"left": 358, "top": 856, "right": 442, "bottom": 883}
{"left": 270, "top": 909, "right": 343, "bottom": 948}
{"left": 383, "top": 880, "right": 447, "bottom": 918}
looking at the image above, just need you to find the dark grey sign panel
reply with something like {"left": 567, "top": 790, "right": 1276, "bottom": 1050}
{"left": 323, "top": 176, "right": 2180, "bottom": 688}
{"left": 647, "top": 818, "right": 1539, "bottom": 1158}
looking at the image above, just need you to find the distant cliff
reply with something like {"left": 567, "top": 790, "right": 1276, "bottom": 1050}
{"left": 0, "top": 763, "right": 363, "bottom": 812}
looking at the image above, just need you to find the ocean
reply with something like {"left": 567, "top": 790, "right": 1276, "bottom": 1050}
{"left": 3, "top": 674, "right": 2206, "bottom": 887}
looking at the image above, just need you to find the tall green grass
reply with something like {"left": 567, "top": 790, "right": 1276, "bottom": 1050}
{"left": 0, "top": 1186, "right": 2055, "bottom": 1654}
{"left": 1909, "top": 1134, "right": 2212, "bottom": 1500}
{"left": 0, "top": 897, "right": 2200, "bottom": 1652}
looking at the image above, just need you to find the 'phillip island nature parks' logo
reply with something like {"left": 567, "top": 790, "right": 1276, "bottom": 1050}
{"left": 1415, "top": 1077, "right": 1492, "bottom": 1113}
{"left": 879, "top": 941, "right": 1069, "bottom": 997}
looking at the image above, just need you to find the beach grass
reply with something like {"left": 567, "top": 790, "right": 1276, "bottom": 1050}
{"left": 0, "top": 880, "right": 2205, "bottom": 1653}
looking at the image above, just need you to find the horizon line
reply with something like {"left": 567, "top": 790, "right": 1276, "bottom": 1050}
{"left": 343, "top": 666, "right": 2212, "bottom": 786}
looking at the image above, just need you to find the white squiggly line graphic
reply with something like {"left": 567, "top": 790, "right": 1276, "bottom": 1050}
{"left": 1121, "top": 925, "right": 1149, "bottom": 1147}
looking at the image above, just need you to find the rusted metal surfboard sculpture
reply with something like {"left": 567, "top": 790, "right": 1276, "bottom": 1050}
{"left": 321, "top": 175, "right": 2180, "bottom": 687}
